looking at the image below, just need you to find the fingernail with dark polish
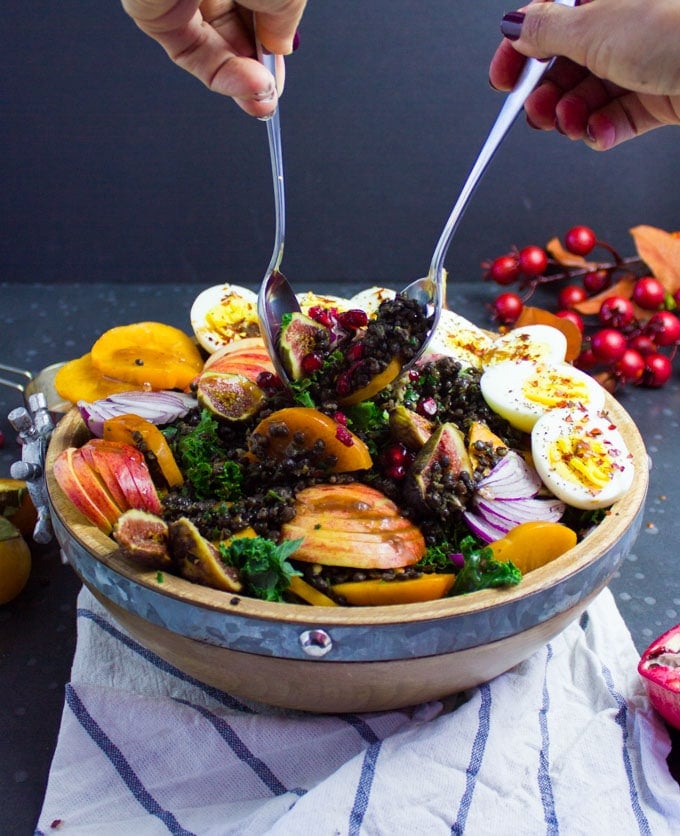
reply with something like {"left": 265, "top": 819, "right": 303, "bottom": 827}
{"left": 292, "top": 30, "right": 300, "bottom": 52}
{"left": 500, "top": 11, "right": 525, "bottom": 42}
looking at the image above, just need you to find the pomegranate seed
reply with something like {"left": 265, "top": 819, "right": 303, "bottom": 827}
{"left": 385, "top": 464, "right": 407, "bottom": 480}
{"left": 408, "top": 369, "right": 420, "bottom": 382}
{"left": 333, "top": 411, "right": 348, "bottom": 425}
{"left": 335, "top": 425, "right": 354, "bottom": 447}
{"left": 257, "top": 371, "right": 283, "bottom": 390}
{"left": 337, "top": 309, "right": 368, "bottom": 329}
{"left": 335, "top": 371, "right": 353, "bottom": 397}
{"left": 417, "top": 397, "right": 438, "bottom": 417}
{"left": 346, "top": 342, "right": 365, "bottom": 361}
{"left": 308, "top": 305, "right": 336, "bottom": 328}
{"left": 301, "top": 353, "right": 324, "bottom": 374}
{"left": 384, "top": 443, "right": 408, "bottom": 466}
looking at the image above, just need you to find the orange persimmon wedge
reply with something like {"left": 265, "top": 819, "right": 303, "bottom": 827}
{"left": 102, "top": 413, "right": 184, "bottom": 489}
{"left": 91, "top": 322, "right": 204, "bottom": 391}
{"left": 338, "top": 357, "right": 402, "bottom": 406}
{"left": 331, "top": 573, "right": 456, "bottom": 606}
{"left": 488, "top": 521, "right": 577, "bottom": 574}
{"left": 54, "top": 353, "right": 145, "bottom": 404}
{"left": 250, "top": 407, "right": 372, "bottom": 472}
{"left": 288, "top": 576, "right": 339, "bottom": 607}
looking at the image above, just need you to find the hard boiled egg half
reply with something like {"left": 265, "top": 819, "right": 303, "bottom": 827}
{"left": 480, "top": 359, "right": 606, "bottom": 433}
{"left": 191, "top": 284, "right": 259, "bottom": 354}
{"left": 531, "top": 407, "right": 634, "bottom": 509}
{"left": 483, "top": 324, "right": 567, "bottom": 369}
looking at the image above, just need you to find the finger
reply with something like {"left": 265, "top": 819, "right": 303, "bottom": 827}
{"left": 251, "top": 0, "right": 307, "bottom": 54}
{"left": 554, "top": 76, "right": 620, "bottom": 139}
{"left": 586, "top": 94, "right": 669, "bottom": 150}
{"left": 489, "top": 38, "right": 527, "bottom": 91}
{"left": 155, "top": 11, "right": 279, "bottom": 116}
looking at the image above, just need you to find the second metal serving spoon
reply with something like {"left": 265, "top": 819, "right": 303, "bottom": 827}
{"left": 401, "top": 0, "right": 577, "bottom": 370}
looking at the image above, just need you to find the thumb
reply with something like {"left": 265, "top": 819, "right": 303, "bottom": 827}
{"left": 501, "top": 2, "right": 591, "bottom": 65}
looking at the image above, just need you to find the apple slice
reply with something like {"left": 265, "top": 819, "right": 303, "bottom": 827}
{"left": 86, "top": 439, "right": 163, "bottom": 515}
{"left": 53, "top": 447, "right": 118, "bottom": 533}
{"left": 79, "top": 441, "right": 131, "bottom": 511}
{"left": 280, "top": 483, "right": 425, "bottom": 569}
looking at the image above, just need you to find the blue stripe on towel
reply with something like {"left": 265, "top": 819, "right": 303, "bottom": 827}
{"left": 451, "top": 682, "right": 492, "bottom": 835}
{"left": 339, "top": 714, "right": 381, "bottom": 745}
{"left": 348, "top": 741, "right": 383, "bottom": 835}
{"left": 77, "top": 607, "right": 255, "bottom": 713}
{"left": 600, "top": 663, "right": 653, "bottom": 836}
{"left": 65, "top": 685, "right": 195, "bottom": 836}
{"left": 174, "top": 699, "right": 298, "bottom": 797}
{"left": 538, "top": 644, "right": 558, "bottom": 835}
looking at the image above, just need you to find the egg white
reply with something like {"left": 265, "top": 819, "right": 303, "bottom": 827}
{"left": 480, "top": 360, "right": 606, "bottom": 433}
{"left": 531, "top": 407, "right": 635, "bottom": 509}
{"left": 190, "top": 284, "right": 259, "bottom": 354}
{"left": 296, "top": 291, "right": 352, "bottom": 315}
{"left": 483, "top": 324, "right": 567, "bottom": 369}
{"left": 423, "top": 308, "right": 495, "bottom": 370}
{"left": 348, "top": 286, "right": 396, "bottom": 317}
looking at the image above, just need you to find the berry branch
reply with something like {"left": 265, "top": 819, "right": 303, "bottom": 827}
{"left": 482, "top": 225, "right": 680, "bottom": 391}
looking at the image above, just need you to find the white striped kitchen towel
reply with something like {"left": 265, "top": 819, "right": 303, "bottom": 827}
{"left": 37, "top": 586, "right": 680, "bottom": 835}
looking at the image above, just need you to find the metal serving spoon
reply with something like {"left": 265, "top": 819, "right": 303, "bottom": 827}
{"left": 401, "top": 0, "right": 577, "bottom": 370}
{"left": 256, "top": 49, "right": 300, "bottom": 386}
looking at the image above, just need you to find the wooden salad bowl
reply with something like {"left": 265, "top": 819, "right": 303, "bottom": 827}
{"left": 46, "top": 398, "right": 648, "bottom": 713}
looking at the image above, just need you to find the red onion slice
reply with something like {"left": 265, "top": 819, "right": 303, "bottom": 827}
{"left": 78, "top": 390, "right": 197, "bottom": 436}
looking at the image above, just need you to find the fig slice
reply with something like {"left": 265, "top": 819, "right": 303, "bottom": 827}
{"left": 112, "top": 508, "right": 172, "bottom": 569}
{"left": 278, "top": 312, "right": 330, "bottom": 381}
{"left": 168, "top": 517, "right": 242, "bottom": 593}
{"left": 196, "top": 371, "right": 266, "bottom": 421}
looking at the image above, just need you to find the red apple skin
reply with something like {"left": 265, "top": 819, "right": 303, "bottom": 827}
{"left": 53, "top": 448, "right": 115, "bottom": 533}
{"left": 79, "top": 442, "right": 130, "bottom": 511}
{"left": 638, "top": 625, "right": 680, "bottom": 730}
{"left": 84, "top": 440, "right": 163, "bottom": 516}
{"left": 70, "top": 448, "right": 125, "bottom": 527}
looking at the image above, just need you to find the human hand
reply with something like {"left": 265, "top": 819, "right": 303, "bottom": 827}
{"left": 489, "top": 0, "right": 680, "bottom": 150}
{"left": 121, "top": 1, "right": 307, "bottom": 117}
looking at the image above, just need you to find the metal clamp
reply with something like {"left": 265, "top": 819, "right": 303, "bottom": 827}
{"left": 8, "top": 393, "right": 55, "bottom": 544}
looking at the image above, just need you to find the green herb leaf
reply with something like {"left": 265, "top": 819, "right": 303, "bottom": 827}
{"left": 219, "top": 537, "right": 303, "bottom": 602}
{"left": 176, "top": 410, "right": 243, "bottom": 501}
{"left": 450, "top": 536, "right": 522, "bottom": 595}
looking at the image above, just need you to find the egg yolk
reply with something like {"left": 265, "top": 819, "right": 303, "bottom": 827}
{"left": 205, "top": 295, "right": 258, "bottom": 341}
{"left": 523, "top": 369, "right": 591, "bottom": 408}
{"left": 548, "top": 433, "right": 615, "bottom": 492}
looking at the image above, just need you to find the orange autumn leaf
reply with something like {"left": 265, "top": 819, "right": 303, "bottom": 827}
{"left": 514, "top": 306, "right": 582, "bottom": 361}
{"left": 630, "top": 225, "right": 680, "bottom": 294}
{"left": 571, "top": 276, "right": 637, "bottom": 316}
{"left": 545, "top": 237, "right": 598, "bottom": 270}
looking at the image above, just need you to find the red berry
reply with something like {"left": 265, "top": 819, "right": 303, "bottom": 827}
{"left": 564, "top": 225, "right": 597, "bottom": 256}
{"left": 628, "top": 333, "right": 656, "bottom": 356}
{"left": 598, "top": 295, "right": 635, "bottom": 328}
{"left": 583, "top": 269, "right": 611, "bottom": 294}
{"left": 557, "top": 284, "right": 587, "bottom": 309}
{"left": 518, "top": 245, "right": 548, "bottom": 277}
{"left": 492, "top": 292, "right": 523, "bottom": 324}
{"left": 615, "top": 349, "right": 646, "bottom": 383}
{"left": 487, "top": 254, "right": 520, "bottom": 286}
{"left": 575, "top": 348, "right": 597, "bottom": 371}
{"left": 632, "top": 277, "right": 665, "bottom": 311}
{"left": 642, "top": 353, "right": 673, "bottom": 388}
{"left": 555, "top": 309, "right": 584, "bottom": 332}
{"left": 645, "top": 311, "right": 680, "bottom": 347}
{"left": 591, "top": 328, "right": 627, "bottom": 362}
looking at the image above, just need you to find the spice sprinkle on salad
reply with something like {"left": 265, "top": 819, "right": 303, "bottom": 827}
{"left": 52, "top": 284, "right": 636, "bottom": 607}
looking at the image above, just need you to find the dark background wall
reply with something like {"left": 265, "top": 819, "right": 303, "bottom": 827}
{"left": 3, "top": 1, "right": 678, "bottom": 290}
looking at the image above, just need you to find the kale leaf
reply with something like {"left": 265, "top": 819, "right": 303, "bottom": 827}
{"left": 450, "top": 536, "right": 522, "bottom": 595}
{"left": 175, "top": 409, "right": 243, "bottom": 501}
{"left": 219, "top": 537, "right": 302, "bottom": 602}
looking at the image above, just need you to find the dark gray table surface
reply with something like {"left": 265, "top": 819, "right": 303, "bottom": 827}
{"left": 2, "top": 281, "right": 679, "bottom": 833}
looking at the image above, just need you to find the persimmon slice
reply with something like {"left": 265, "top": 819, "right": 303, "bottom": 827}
{"left": 90, "top": 322, "right": 203, "bottom": 390}
{"left": 54, "top": 353, "right": 142, "bottom": 404}
{"left": 102, "top": 413, "right": 184, "bottom": 489}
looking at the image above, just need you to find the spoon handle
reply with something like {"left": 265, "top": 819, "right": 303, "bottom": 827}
{"left": 429, "top": 0, "right": 577, "bottom": 280}
{"left": 259, "top": 50, "right": 286, "bottom": 274}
